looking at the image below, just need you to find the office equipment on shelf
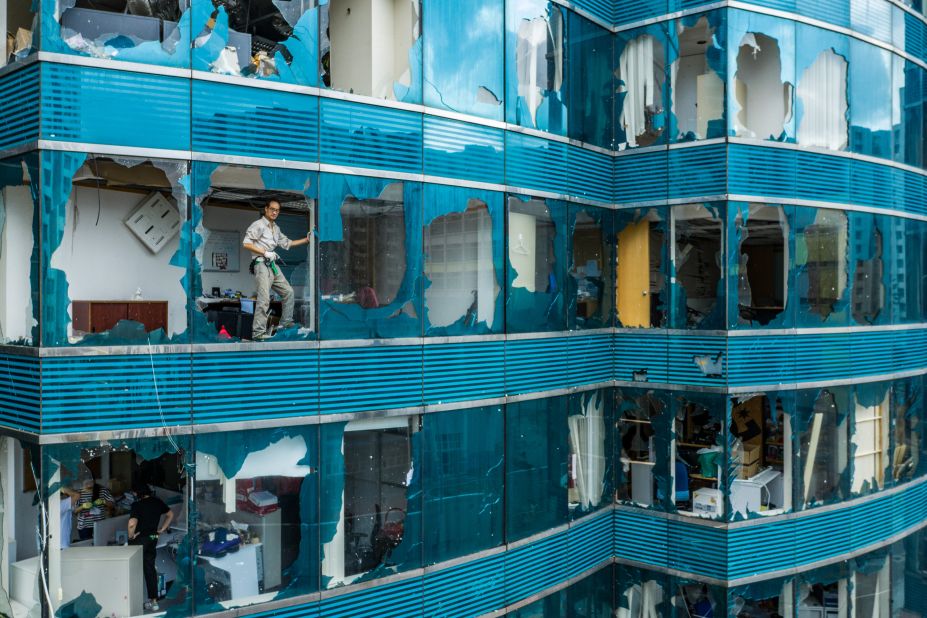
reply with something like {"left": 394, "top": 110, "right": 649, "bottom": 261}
{"left": 731, "top": 468, "right": 783, "bottom": 516}
{"left": 692, "top": 488, "right": 723, "bottom": 516}
{"left": 72, "top": 300, "right": 168, "bottom": 334}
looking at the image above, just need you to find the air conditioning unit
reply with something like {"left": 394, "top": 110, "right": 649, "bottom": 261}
{"left": 124, "top": 192, "right": 181, "bottom": 254}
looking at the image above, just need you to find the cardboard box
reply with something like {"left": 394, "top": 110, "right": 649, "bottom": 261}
{"left": 740, "top": 460, "right": 760, "bottom": 479}
{"left": 693, "top": 488, "right": 723, "bottom": 516}
{"left": 742, "top": 443, "right": 761, "bottom": 466}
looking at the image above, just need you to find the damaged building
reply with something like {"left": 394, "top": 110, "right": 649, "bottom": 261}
{"left": 0, "top": 0, "right": 926, "bottom": 616}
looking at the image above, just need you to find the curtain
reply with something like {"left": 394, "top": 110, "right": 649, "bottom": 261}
{"left": 568, "top": 391, "right": 605, "bottom": 509}
{"left": 619, "top": 35, "right": 656, "bottom": 147}
{"left": 797, "top": 50, "right": 848, "bottom": 150}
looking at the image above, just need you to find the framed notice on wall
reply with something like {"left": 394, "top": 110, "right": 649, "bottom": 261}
{"left": 203, "top": 230, "right": 241, "bottom": 272}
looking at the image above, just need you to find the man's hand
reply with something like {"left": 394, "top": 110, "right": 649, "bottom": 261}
{"left": 264, "top": 251, "right": 278, "bottom": 261}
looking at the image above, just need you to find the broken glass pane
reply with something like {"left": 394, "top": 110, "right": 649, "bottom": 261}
{"left": 891, "top": 377, "right": 925, "bottom": 485}
{"left": 567, "top": 389, "right": 614, "bottom": 517}
{"left": 567, "top": 12, "right": 613, "bottom": 148}
{"left": 3, "top": 0, "right": 37, "bottom": 64}
{"left": 192, "top": 0, "right": 320, "bottom": 82}
{"left": 615, "top": 208, "right": 666, "bottom": 329}
{"left": 0, "top": 155, "right": 38, "bottom": 345}
{"left": 849, "top": 212, "right": 890, "bottom": 326}
{"left": 505, "top": 195, "right": 566, "bottom": 334}
{"left": 43, "top": 153, "right": 191, "bottom": 347}
{"left": 505, "top": 0, "right": 567, "bottom": 135}
{"left": 672, "top": 203, "right": 724, "bottom": 330}
{"left": 423, "top": 185, "right": 503, "bottom": 336}
{"left": 732, "top": 203, "right": 791, "bottom": 328}
{"left": 568, "top": 206, "right": 612, "bottom": 330}
{"left": 670, "top": 12, "right": 726, "bottom": 142}
{"left": 320, "top": 0, "right": 422, "bottom": 102}
{"left": 891, "top": 216, "right": 927, "bottom": 324}
{"left": 616, "top": 388, "right": 669, "bottom": 511}
{"left": 673, "top": 392, "right": 726, "bottom": 520}
{"left": 616, "top": 25, "right": 667, "bottom": 149}
{"left": 796, "top": 49, "right": 848, "bottom": 150}
{"left": 422, "top": 0, "right": 503, "bottom": 120}
{"left": 615, "top": 565, "right": 669, "bottom": 617}
{"left": 795, "top": 387, "right": 849, "bottom": 509}
{"left": 795, "top": 206, "right": 849, "bottom": 326}
{"left": 851, "top": 382, "right": 891, "bottom": 496}
{"left": 0, "top": 438, "right": 40, "bottom": 618}
{"left": 505, "top": 395, "right": 569, "bottom": 542}
{"left": 192, "top": 162, "right": 316, "bottom": 342}
{"left": 318, "top": 174, "right": 421, "bottom": 339}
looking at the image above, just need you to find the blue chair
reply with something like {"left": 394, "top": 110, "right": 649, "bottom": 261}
{"left": 675, "top": 460, "right": 690, "bottom": 503}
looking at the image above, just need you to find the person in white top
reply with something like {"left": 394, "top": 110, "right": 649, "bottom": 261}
{"left": 243, "top": 200, "right": 311, "bottom": 340}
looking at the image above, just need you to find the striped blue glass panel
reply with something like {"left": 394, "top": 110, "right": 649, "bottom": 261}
{"left": 667, "top": 335, "right": 726, "bottom": 387}
{"left": 570, "top": 0, "right": 615, "bottom": 25}
{"left": 613, "top": 508, "right": 669, "bottom": 566}
{"left": 669, "top": 144, "right": 727, "bottom": 198}
{"left": 567, "top": 512, "right": 613, "bottom": 577}
{"left": 319, "top": 98, "right": 423, "bottom": 173}
{"left": 896, "top": 166, "right": 927, "bottom": 217}
{"left": 616, "top": 0, "right": 667, "bottom": 26}
{"left": 567, "top": 145, "right": 612, "bottom": 203}
{"left": 795, "top": 150, "right": 851, "bottom": 204}
{"left": 423, "top": 341, "right": 504, "bottom": 405}
{"left": 795, "top": 0, "right": 850, "bottom": 27}
{"left": 568, "top": 334, "right": 613, "bottom": 386}
{"left": 319, "top": 344, "right": 423, "bottom": 414}
{"left": 904, "top": 12, "right": 927, "bottom": 60}
{"left": 423, "top": 115, "right": 504, "bottom": 185}
{"left": 0, "top": 65, "right": 39, "bottom": 151}
{"left": 894, "top": 329, "right": 927, "bottom": 373}
{"left": 505, "top": 337, "right": 572, "bottom": 394}
{"left": 614, "top": 332, "right": 669, "bottom": 383}
{"left": 505, "top": 131, "right": 569, "bottom": 196}
{"left": 850, "top": 158, "right": 895, "bottom": 212}
{"left": 728, "top": 144, "right": 796, "bottom": 198}
{"left": 40, "top": 354, "right": 191, "bottom": 432}
{"left": 0, "top": 354, "right": 40, "bottom": 433}
{"left": 320, "top": 577, "right": 423, "bottom": 618}
{"left": 668, "top": 518, "right": 728, "bottom": 577}
{"left": 726, "top": 335, "right": 795, "bottom": 387}
{"left": 191, "top": 349, "right": 318, "bottom": 423}
{"left": 504, "top": 531, "right": 569, "bottom": 605}
{"left": 849, "top": 330, "right": 896, "bottom": 378}
{"left": 40, "top": 63, "right": 190, "bottom": 150}
{"left": 614, "top": 150, "right": 668, "bottom": 204}
{"left": 191, "top": 80, "right": 318, "bottom": 161}
{"left": 423, "top": 552, "right": 505, "bottom": 618}
{"left": 792, "top": 332, "right": 851, "bottom": 382}
{"left": 727, "top": 519, "right": 796, "bottom": 578}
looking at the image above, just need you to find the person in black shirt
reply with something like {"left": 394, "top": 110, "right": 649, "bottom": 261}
{"left": 128, "top": 483, "right": 173, "bottom": 612}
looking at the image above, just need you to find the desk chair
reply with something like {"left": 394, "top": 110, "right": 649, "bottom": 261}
{"left": 675, "top": 460, "right": 691, "bottom": 504}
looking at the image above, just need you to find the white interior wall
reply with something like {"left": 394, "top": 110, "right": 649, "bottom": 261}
{"left": 12, "top": 441, "right": 37, "bottom": 562}
{"left": 674, "top": 55, "right": 705, "bottom": 137}
{"left": 200, "top": 206, "right": 261, "bottom": 296}
{"left": 797, "top": 50, "right": 848, "bottom": 150}
{"left": 0, "top": 186, "right": 35, "bottom": 343}
{"left": 734, "top": 35, "right": 790, "bottom": 140}
{"left": 48, "top": 186, "right": 187, "bottom": 337}
{"left": 330, "top": 0, "right": 375, "bottom": 96}
{"left": 509, "top": 212, "right": 537, "bottom": 292}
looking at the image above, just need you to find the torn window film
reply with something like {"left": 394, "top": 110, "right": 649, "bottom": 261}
{"left": 617, "top": 29, "right": 666, "bottom": 149}
{"left": 615, "top": 208, "right": 666, "bottom": 329}
{"left": 194, "top": 427, "right": 319, "bottom": 610}
{"left": 616, "top": 389, "right": 670, "bottom": 510}
{"left": 505, "top": 195, "right": 566, "bottom": 334}
{"left": 423, "top": 185, "right": 503, "bottom": 336}
{"left": 192, "top": 163, "right": 316, "bottom": 343}
{"left": 796, "top": 387, "right": 849, "bottom": 509}
{"left": 850, "top": 383, "right": 891, "bottom": 496}
{"left": 318, "top": 174, "right": 422, "bottom": 339}
{"left": 673, "top": 392, "right": 726, "bottom": 520}
{"left": 3, "top": 0, "right": 37, "bottom": 64}
{"left": 732, "top": 31, "right": 794, "bottom": 140}
{"left": 672, "top": 203, "right": 724, "bottom": 330}
{"left": 505, "top": 396, "right": 569, "bottom": 542}
{"left": 568, "top": 206, "right": 612, "bottom": 330}
{"left": 320, "top": 0, "right": 422, "bottom": 102}
{"left": 192, "top": 0, "right": 319, "bottom": 82}
{"left": 850, "top": 212, "right": 889, "bottom": 326}
{"left": 421, "top": 406, "right": 503, "bottom": 565}
{"left": 567, "top": 389, "right": 614, "bottom": 517}
{"left": 729, "top": 393, "right": 792, "bottom": 519}
{"left": 44, "top": 154, "right": 191, "bottom": 347}
{"left": 795, "top": 207, "right": 850, "bottom": 326}
{"left": 505, "top": 0, "right": 567, "bottom": 135}
{"left": 567, "top": 12, "right": 613, "bottom": 148}
{"left": 733, "top": 203, "right": 790, "bottom": 327}
{"left": 0, "top": 155, "right": 38, "bottom": 345}
{"left": 670, "top": 14, "right": 726, "bottom": 142}
{"left": 321, "top": 416, "right": 422, "bottom": 588}
{"left": 422, "top": 0, "right": 503, "bottom": 121}
{"left": 796, "top": 49, "right": 848, "bottom": 150}
{"left": 44, "top": 0, "right": 190, "bottom": 67}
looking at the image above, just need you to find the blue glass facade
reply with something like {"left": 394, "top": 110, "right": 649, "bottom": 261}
{"left": 0, "top": 0, "right": 926, "bottom": 615}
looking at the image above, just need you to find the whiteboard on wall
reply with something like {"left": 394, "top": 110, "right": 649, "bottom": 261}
{"left": 203, "top": 230, "right": 241, "bottom": 272}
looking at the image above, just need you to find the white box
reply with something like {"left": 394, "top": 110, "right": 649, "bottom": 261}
{"left": 693, "top": 488, "right": 723, "bottom": 516}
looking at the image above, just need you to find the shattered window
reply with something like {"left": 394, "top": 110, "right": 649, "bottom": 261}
{"left": 729, "top": 580, "right": 793, "bottom": 617}
{"left": 505, "top": 0, "right": 567, "bottom": 135}
{"left": 0, "top": 155, "right": 38, "bottom": 345}
{"left": 569, "top": 206, "right": 611, "bottom": 330}
{"left": 567, "top": 389, "right": 613, "bottom": 517}
{"left": 44, "top": 154, "right": 190, "bottom": 347}
{"left": 192, "top": 0, "right": 319, "bottom": 82}
{"left": 195, "top": 427, "right": 318, "bottom": 609}
{"left": 506, "top": 195, "right": 566, "bottom": 334}
{"left": 733, "top": 203, "right": 789, "bottom": 327}
{"left": 565, "top": 565, "right": 614, "bottom": 617}
{"left": 852, "top": 553, "right": 890, "bottom": 616}
{"left": 795, "top": 207, "right": 849, "bottom": 326}
{"left": 797, "top": 577, "right": 847, "bottom": 616}
{"left": 421, "top": 406, "right": 503, "bottom": 565}
{"left": 891, "top": 528, "right": 927, "bottom": 616}
{"left": 851, "top": 384, "right": 890, "bottom": 496}
{"left": 505, "top": 396, "right": 569, "bottom": 542}
{"left": 675, "top": 581, "right": 722, "bottom": 618}
{"left": 44, "top": 437, "right": 192, "bottom": 618}
{"left": 615, "top": 208, "right": 666, "bottom": 329}
{"left": 321, "top": 416, "right": 421, "bottom": 588}
{"left": 616, "top": 566, "right": 668, "bottom": 617}
{"left": 617, "top": 28, "right": 666, "bottom": 149}
{"left": 796, "top": 387, "right": 849, "bottom": 509}
{"left": 673, "top": 393, "right": 726, "bottom": 520}
{"left": 729, "top": 394, "right": 791, "bottom": 519}
{"left": 318, "top": 174, "right": 421, "bottom": 339}
{"left": 567, "top": 12, "right": 612, "bottom": 148}
{"left": 849, "top": 39, "right": 893, "bottom": 159}
{"left": 422, "top": 0, "right": 503, "bottom": 120}
{"left": 850, "top": 212, "right": 889, "bottom": 326}
{"left": 0, "top": 438, "right": 41, "bottom": 618}
{"left": 193, "top": 163, "right": 315, "bottom": 343}
{"left": 796, "top": 48, "right": 848, "bottom": 150}
{"left": 732, "top": 30, "right": 794, "bottom": 141}
{"left": 3, "top": 0, "right": 37, "bottom": 64}
{"left": 320, "top": 0, "right": 421, "bottom": 102}
{"left": 47, "top": 0, "right": 189, "bottom": 67}
{"left": 616, "top": 389, "right": 667, "bottom": 510}
{"left": 423, "top": 186, "right": 503, "bottom": 336}
{"left": 891, "top": 377, "right": 924, "bottom": 485}
{"left": 672, "top": 204, "right": 724, "bottom": 330}
{"left": 670, "top": 14, "right": 725, "bottom": 142}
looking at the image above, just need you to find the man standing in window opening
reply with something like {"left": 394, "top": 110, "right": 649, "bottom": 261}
{"left": 128, "top": 483, "right": 174, "bottom": 612}
{"left": 243, "top": 200, "right": 311, "bottom": 340}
